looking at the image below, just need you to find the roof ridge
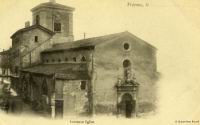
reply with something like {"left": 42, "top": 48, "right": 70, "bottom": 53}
{"left": 76, "top": 31, "right": 127, "bottom": 42}
{"left": 53, "top": 31, "right": 128, "bottom": 47}
{"left": 42, "top": 31, "right": 156, "bottom": 53}
{"left": 43, "top": 31, "right": 128, "bottom": 52}
{"left": 11, "top": 24, "right": 54, "bottom": 38}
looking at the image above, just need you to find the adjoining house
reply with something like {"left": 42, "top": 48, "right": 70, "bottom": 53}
{"left": 10, "top": 0, "right": 159, "bottom": 118}
{"left": 0, "top": 49, "right": 11, "bottom": 84}
{"left": 0, "top": 50, "right": 11, "bottom": 76}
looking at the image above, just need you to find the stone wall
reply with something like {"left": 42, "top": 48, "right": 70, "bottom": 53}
{"left": 11, "top": 28, "right": 52, "bottom": 69}
{"left": 93, "top": 35, "right": 158, "bottom": 114}
{"left": 21, "top": 28, "right": 52, "bottom": 67}
{"left": 55, "top": 79, "right": 89, "bottom": 117}
{"left": 21, "top": 29, "right": 51, "bottom": 51}
{"left": 22, "top": 39, "right": 53, "bottom": 67}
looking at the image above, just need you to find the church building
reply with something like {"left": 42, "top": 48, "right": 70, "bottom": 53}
{"left": 10, "top": 0, "right": 159, "bottom": 118}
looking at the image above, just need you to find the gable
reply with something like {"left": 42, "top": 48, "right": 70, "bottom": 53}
{"left": 97, "top": 32, "right": 156, "bottom": 52}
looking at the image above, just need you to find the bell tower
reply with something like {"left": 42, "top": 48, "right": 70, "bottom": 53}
{"left": 31, "top": 0, "right": 75, "bottom": 41}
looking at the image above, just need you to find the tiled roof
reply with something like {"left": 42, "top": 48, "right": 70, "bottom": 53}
{"left": 31, "top": 2, "right": 75, "bottom": 11}
{"left": 21, "top": 63, "right": 90, "bottom": 80}
{"left": 11, "top": 24, "right": 55, "bottom": 38}
{"left": 42, "top": 31, "right": 156, "bottom": 53}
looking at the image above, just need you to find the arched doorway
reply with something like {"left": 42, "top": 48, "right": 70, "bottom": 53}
{"left": 119, "top": 93, "right": 135, "bottom": 118}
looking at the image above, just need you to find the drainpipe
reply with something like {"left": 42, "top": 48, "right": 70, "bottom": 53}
{"left": 51, "top": 93, "right": 55, "bottom": 119}
{"left": 29, "top": 53, "right": 31, "bottom": 66}
{"left": 90, "top": 52, "right": 95, "bottom": 116}
{"left": 51, "top": 74, "right": 56, "bottom": 119}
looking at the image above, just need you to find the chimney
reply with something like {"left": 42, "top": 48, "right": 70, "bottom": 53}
{"left": 84, "top": 32, "right": 86, "bottom": 39}
{"left": 25, "top": 21, "right": 30, "bottom": 28}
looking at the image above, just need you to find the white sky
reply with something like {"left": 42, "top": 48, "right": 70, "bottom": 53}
{"left": 0, "top": 0, "right": 200, "bottom": 122}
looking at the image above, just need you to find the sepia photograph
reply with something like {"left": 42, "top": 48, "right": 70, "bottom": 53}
{"left": 0, "top": 0, "right": 200, "bottom": 125}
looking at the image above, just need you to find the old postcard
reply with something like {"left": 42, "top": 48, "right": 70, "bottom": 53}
{"left": 0, "top": 0, "right": 199, "bottom": 125}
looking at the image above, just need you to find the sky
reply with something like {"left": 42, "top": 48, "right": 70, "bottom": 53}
{"left": 0, "top": 0, "right": 200, "bottom": 124}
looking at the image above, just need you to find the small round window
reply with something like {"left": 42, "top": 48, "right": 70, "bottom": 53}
{"left": 124, "top": 43, "right": 130, "bottom": 50}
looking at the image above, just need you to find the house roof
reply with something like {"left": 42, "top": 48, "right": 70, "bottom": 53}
{"left": 11, "top": 24, "right": 55, "bottom": 39}
{"left": 42, "top": 31, "right": 156, "bottom": 53}
{"left": 21, "top": 63, "right": 90, "bottom": 80}
{"left": 31, "top": 2, "right": 75, "bottom": 12}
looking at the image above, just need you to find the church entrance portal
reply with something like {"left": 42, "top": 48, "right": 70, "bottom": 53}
{"left": 120, "top": 93, "right": 135, "bottom": 118}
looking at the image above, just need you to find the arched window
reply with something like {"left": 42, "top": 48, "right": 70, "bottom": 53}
{"left": 36, "top": 15, "right": 40, "bottom": 25}
{"left": 123, "top": 59, "right": 131, "bottom": 68}
{"left": 65, "top": 58, "right": 68, "bottom": 61}
{"left": 73, "top": 57, "right": 76, "bottom": 62}
{"left": 53, "top": 14, "right": 61, "bottom": 32}
{"left": 123, "top": 59, "right": 132, "bottom": 82}
{"left": 81, "top": 56, "right": 86, "bottom": 62}
{"left": 52, "top": 59, "right": 55, "bottom": 62}
{"left": 58, "top": 59, "right": 61, "bottom": 62}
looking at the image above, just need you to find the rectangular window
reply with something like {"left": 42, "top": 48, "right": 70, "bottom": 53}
{"left": 36, "top": 15, "right": 40, "bottom": 25}
{"left": 2, "top": 69, "right": 6, "bottom": 75}
{"left": 54, "top": 23, "right": 61, "bottom": 32}
{"left": 80, "top": 81, "right": 86, "bottom": 90}
{"left": 35, "top": 36, "right": 38, "bottom": 42}
{"left": 15, "top": 66, "right": 19, "bottom": 74}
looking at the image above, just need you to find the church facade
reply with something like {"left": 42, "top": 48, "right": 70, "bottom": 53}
{"left": 10, "top": 0, "right": 159, "bottom": 118}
